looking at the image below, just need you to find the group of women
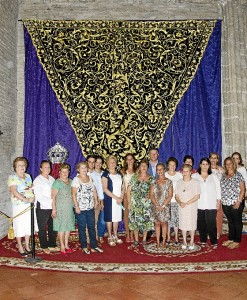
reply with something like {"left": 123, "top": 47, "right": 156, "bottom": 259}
{"left": 7, "top": 151, "right": 246, "bottom": 257}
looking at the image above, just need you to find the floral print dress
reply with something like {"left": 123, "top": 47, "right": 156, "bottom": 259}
{"left": 128, "top": 174, "right": 153, "bottom": 232}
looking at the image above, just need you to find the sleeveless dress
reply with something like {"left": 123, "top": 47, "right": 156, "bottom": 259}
{"left": 52, "top": 179, "right": 75, "bottom": 232}
{"left": 102, "top": 170, "right": 123, "bottom": 222}
{"left": 151, "top": 178, "right": 172, "bottom": 223}
{"left": 128, "top": 174, "right": 153, "bottom": 231}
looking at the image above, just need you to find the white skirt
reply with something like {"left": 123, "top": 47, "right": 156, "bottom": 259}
{"left": 12, "top": 203, "right": 38, "bottom": 237}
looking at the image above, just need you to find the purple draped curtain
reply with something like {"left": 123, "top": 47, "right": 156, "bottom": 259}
{"left": 23, "top": 21, "right": 221, "bottom": 178}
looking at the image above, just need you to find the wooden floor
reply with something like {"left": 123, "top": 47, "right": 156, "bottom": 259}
{"left": 0, "top": 266, "right": 247, "bottom": 299}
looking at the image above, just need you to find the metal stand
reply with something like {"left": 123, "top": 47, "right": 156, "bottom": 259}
{"left": 25, "top": 203, "right": 42, "bottom": 263}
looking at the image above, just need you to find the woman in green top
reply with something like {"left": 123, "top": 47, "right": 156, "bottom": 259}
{"left": 51, "top": 163, "right": 75, "bottom": 256}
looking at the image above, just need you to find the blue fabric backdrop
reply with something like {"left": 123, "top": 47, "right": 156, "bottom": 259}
{"left": 23, "top": 21, "right": 221, "bottom": 179}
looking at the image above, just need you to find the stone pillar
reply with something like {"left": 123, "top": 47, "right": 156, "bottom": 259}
{"left": 0, "top": 0, "right": 19, "bottom": 238}
{"left": 221, "top": 0, "right": 247, "bottom": 162}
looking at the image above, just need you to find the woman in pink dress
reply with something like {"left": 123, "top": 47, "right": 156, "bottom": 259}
{"left": 175, "top": 164, "right": 200, "bottom": 250}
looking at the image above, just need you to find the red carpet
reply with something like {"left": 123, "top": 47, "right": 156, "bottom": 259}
{"left": 1, "top": 233, "right": 247, "bottom": 274}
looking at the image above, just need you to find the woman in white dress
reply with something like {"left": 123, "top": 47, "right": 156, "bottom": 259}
{"left": 8, "top": 157, "right": 35, "bottom": 257}
{"left": 121, "top": 153, "right": 137, "bottom": 242}
{"left": 175, "top": 164, "right": 200, "bottom": 250}
{"left": 102, "top": 155, "right": 125, "bottom": 246}
{"left": 209, "top": 152, "right": 225, "bottom": 239}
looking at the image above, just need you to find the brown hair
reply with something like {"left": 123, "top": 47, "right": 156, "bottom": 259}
{"left": 122, "top": 153, "right": 137, "bottom": 174}
{"left": 59, "top": 163, "right": 70, "bottom": 172}
{"left": 231, "top": 152, "right": 244, "bottom": 166}
{"left": 13, "top": 157, "right": 28, "bottom": 172}
{"left": 224, "top": 157, "right": 237, "bottom": 175}
{"left": 138, "top": 159, "right": 149, "bottom": 171}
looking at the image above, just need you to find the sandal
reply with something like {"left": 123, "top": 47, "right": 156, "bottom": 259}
{"left": 227, "top": 242, "right": 239, "bottom": 249}
{"left": 91, "top": 247, "right": 104, "bottom": 253}
{"left": 42, "top": 248, "right": 50, "bottom": 254}
{"left": 142, "top": 240, "right": 147, "bottom": 246}
{"left": 133, "top": 241, "right": 139, "bottom": 247}
{"left": 82, "top": 248, "right": 90, "bottom": 254}
{"left": 108, "top": 237, "right": 116, "bottom": 247}
{"left": 98, "top": 237, "right": 104, "bottom": 244}
{"left": 222, "top": 240, "right": 233, "bottom": 247}
{"left": 113, "top": 236, "right": 123, "bottom": 244}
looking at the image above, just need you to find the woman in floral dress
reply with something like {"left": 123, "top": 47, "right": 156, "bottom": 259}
{"left": 150, "top": 163, "right": 173, "bottom": 249}
{"left": 51, "top": 163, "right": 75, "bottom": 256}
{"left": 127, "top": 159, "right": 153, "bottom": 247}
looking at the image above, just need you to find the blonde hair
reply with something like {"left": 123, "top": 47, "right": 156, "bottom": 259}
{"left": 76, "top": 161, "right": 88, "bottom": 172}
{"left": 13, "top": 157, "right": 28, "bottom": 171}
{"left": 181, "top": 164, "right": 192, "bottom": 171}
{"left": 106, "top": 155, "right": 118, "bottom": 167}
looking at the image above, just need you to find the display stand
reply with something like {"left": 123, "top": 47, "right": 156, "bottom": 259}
{"left": 25, "top": 203, "right": 42, "bottom": 263}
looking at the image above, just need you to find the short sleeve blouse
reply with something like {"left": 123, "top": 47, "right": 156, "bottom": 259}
{"left": 220, "top": 171, "right": 244, "bottom": 206}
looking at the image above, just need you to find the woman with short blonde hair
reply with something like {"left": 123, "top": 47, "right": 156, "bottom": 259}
{"left": 8, "top": 157, "right": 36, "bottom": 257}
{"left": 102, "top": 155, "right": 125, "bottom": 246}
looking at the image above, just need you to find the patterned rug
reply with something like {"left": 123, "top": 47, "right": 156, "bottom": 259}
{"left": 1, "top": 233, "right": 247, "bottom": 274}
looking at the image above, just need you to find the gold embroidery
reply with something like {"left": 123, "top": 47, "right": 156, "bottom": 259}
{"left": 23, "top": 20, "right": 216, "bottom": 163}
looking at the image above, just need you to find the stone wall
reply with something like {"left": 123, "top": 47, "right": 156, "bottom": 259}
{"left": 0, "top": 0, "right": 19, "bottom": 238}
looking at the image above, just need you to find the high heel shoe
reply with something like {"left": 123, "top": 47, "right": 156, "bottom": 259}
{"left": 60, "top": 251, "right": 67, "bottom": 257}
{"left": 25, "top": 248, "right": 32, "bottom": 255}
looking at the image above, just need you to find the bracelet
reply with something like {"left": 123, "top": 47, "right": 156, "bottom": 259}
{"left": 52, "top": 209, "right": 57, "bottom": 212}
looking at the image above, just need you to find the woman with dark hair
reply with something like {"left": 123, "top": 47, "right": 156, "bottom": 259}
{"left": 94, "top": 155, "right": 106, "bottom": 244}
{"left": 192, "top": 158, "right": 221, "bottom": 248}
{"left": 181, "top": 155, "right": 197, "bottom": 174}
{"left": 232, "top": 152, "right": 247, "bottom": 189}
{"left": 209, "top": 152, "right": 225, "bottom": 239}
{"left": 165, "top": 157, "right": 182, "bottom": 245}
{"left": 221, "top": 157, "right": 245, "bottom": 249}
{"left": 175, "top": 164, "right": 200, "bottom": 250}
{"left": 127, "top": 159, "right": 153, "bottom": 247}
{"left": 8, "top": 157, "right": 36, "bottom": 257}
{"left": 51, "top": 163, "right": 75, "bottom": 256}
{"left": 121, "top": 153, "right": 137, "bottom": 242}
{"left": 33, "top": 160, "right": 58, "bottom": 254}
{"left": 150, "top": 163, "right": 173, "bottom": 249}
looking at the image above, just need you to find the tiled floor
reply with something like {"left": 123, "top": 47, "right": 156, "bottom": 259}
{"left": 0, "top": 266, "right": 247, "bottom": 299}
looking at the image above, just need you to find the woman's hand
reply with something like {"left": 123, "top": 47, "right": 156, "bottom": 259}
{"left": 180, "top": 202, "right": 187, "bottom": 208}
{"left": 100, "top": 201, "right": 104, "bottom": 210}
{"left": 233, "top": 201, "right": 241, "bottom": 209}
{"left": 51, "top": 210, "right": 57, "bottom": 218}
{"left": 156, "top": 205, "right": 164, "bottom": 211}
{"left": 74, "top": 206, "right": 81, "bottom": 214}
{"left": 116, "top": 196, "right": 123, "bottom": 205}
